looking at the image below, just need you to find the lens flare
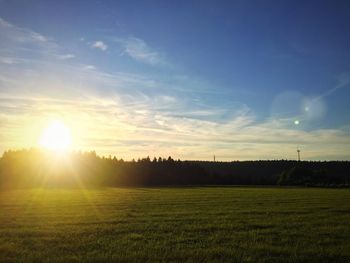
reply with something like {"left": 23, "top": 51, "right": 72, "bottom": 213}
{"left": 303, "top": 98, "right": 327, "bottom": 121}
{"left": 270, "top": 91, "right": 304, "bottom": 118}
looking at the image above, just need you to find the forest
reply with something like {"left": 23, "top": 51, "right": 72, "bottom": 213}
{"left": 0, "top": 149, "right": 349, "bottom": 188}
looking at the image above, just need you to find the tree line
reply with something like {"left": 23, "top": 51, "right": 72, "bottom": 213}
{"left": 0, "top": 149, "right": 349, "bottom": 188}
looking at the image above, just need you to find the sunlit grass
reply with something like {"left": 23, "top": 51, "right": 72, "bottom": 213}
{"left": 0, "top": 187, "right": 349, "bottom": 262}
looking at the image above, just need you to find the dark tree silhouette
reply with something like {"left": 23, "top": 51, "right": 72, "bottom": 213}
{"left": 0, "top": 149, "right": 349, "bottom": 189}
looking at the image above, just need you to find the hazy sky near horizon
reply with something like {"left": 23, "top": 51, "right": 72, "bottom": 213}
{"left": 1, "top": 0, "right": 350, "bottom": 160}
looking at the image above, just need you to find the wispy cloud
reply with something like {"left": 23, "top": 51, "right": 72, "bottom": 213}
{"left": 56, "top": 53, "right": 75, "bottom": 60}
{"left": 0, "top": 17, "right": 49, "bottom": 45}
{"left": 82, "top": 64, "right": 96, "bottom": 70}
{"left": 1, "top": 91, "right": 349, "bottom": 160}
{"left": 118, "top": 37, "right": 163, "bottom": 65}
{"left": 318, "top": 72, "right": 350, "bottom": 99}
{"left": 91, "top": 41, "right": 108, "bottom": 51}
{"left": 0, "top": 17, "right": 75, "bottom": 62}
{"left": 0, "top": 57, "right": 22, "bottom": 64}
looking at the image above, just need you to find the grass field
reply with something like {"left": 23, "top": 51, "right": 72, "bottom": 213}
{"left": 0, "top": 187, "right": 349, "bottom": 262}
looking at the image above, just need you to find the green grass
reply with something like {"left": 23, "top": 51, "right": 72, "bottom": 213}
{"left": 0, "top": 187, "right": 349, "bottom": 262}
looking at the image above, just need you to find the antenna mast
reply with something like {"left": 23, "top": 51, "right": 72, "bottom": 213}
{"left": 297, "top": 148, "right": 301, "bottom": 161}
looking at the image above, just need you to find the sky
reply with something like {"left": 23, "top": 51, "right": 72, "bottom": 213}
{"left": 0, "top": 0, "right": 350, "bottom": 161}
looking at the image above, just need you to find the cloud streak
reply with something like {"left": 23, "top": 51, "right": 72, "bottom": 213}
{"left": 91, "top": 41, "right": 108, "bottom": 51}
{"left": 0, "top": 17, "right": 48, "bottom": 43}
{"left": 1, "top": 92, "right": 349, "bottom": 160}
{"left": 56, "top": 54, "right": 75, "bottom": 60}
{"left": 318, "top": 72, "right": 350, "bottom": 99}
{"left": 118, "top": 37, "right": 163, "bottom": 65}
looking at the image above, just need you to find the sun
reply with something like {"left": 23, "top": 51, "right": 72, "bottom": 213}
{"left": 39, "top": 120, "right": 72, "bottom": 152}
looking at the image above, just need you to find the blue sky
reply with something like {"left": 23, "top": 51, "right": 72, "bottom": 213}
{"left": 0, "top": 0, "right": 350, "bottom": 160}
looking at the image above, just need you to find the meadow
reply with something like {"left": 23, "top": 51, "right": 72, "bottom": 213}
{"left": 0, "top": 187, "right": 349, "bottom": 262}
